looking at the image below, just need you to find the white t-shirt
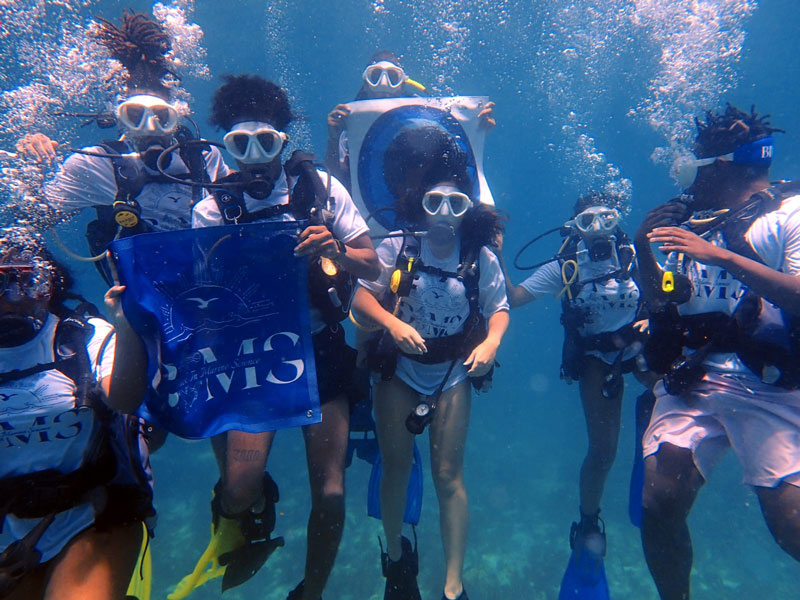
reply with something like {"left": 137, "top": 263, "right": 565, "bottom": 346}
{"left": 45, "top": 143, "right": 230, "bottom": 232}
{"left": 358, "top": 234, "right": 509, "bottom": 395}
{"left": 0, "top": 314, "right": 117, "bottom": 562}
{"left": 519, "top": 240, "right": 640, "bottom": 364}
{"left": 676, "top": 193, "right": 800, "bottom": 377}
{"left": 192, "top": 169, "right": 370, "bottom": 334}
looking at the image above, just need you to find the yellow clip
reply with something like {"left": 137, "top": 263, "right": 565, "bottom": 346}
{"left": 557, "top": 259, "right": 579, "bottom": 300}
{"left": 406, "top": 257, "right": 415, "bottom": 272}
{"left": 662, "top": 270, "right": 675, "bottom": 292}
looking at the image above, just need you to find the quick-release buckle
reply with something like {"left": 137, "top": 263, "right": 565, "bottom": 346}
{"left": 223, "top": 205, "right": 243, "bottom": 224}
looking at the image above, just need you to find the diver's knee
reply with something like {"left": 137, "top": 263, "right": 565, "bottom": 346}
{"left": 312, "top": 489, "right": 345, "bottom": 519}
{"left": 432, "top": 465, "right": 464, "bottom": 497}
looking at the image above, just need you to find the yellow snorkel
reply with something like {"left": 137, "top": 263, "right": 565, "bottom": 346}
{"left": 405, "top": 78, "right": 426, "bottom": 93}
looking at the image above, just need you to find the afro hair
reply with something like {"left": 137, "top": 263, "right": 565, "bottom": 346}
{"left": 209, "top": 74, "right": 294, "bottom": 132}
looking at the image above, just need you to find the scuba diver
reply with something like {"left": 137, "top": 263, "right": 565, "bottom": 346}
{"left": 324, "top": 50, "right": 495, "bottom": 190}
{"left": 499, "top": 192, "right": 658, "bottom": 600}
{"left": 0, "top": 227, "right": 154, "bottom": 600}
{"left": 634, "top": 104, "right": 800, "bottom": 599}
{"left": 14, "top": 10, "right": 228, "bottom": 282}
{"left": 178, "top": 74, "right": 379, "bottom": 600}
{"left": 351, "top": 125, "right": 509, "bottom": 600}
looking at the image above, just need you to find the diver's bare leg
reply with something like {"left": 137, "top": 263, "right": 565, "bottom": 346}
{"left": 641, "top": 443, "right": 704, "bottom": 600}
{"left": 756, "top": 481, "right": 800, "bottom": 561}
{"left": 373, "top": 377, "right": 419, "bottom": 560}
{"left": 300, "top": 393, "right": 350, "bottom": 599}
{"left": 429, "top": 380, "right": 471, "bottom": 600}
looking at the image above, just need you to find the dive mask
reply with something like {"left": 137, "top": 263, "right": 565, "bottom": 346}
{"left": 224, "top": 121, "right": 288, "bottom": 165}
{"left": 572, "top": 206, "right": 620, "bottom": 235}
{"left": 116, "top": 94, "right": 179, "bottom": 136}
{"left": 422, "top": 190, "right": 472, "bottom": 218}
{"left": 674, "top": 136, "right": 774, "bottom": 189}
{"left": 362, "top": 61, "right": 407, "bottom": 92}
{"left": 0, "top": 264, "right": 51, "bottom": 300}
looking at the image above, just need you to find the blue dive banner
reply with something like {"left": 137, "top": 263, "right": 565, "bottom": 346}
{"left": 110, "top": 222, "right": 320, "bottom": 439}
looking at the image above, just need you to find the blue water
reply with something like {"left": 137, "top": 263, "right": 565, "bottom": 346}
{"left": 3, "top": 0, "right": 800, "bottom": 598}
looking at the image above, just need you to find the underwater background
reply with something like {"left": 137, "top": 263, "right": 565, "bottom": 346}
{"left": 2, "top": 0, "right": 800, "bottom": 597}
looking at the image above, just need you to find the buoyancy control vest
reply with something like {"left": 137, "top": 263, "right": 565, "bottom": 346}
{"left": 0, "top": 304, "right": 155, "bottom": 529}
{"left": 557, "top": 231, "right": 644, "bottom": 381}
{"left": 368, "top": 233, "right": 489, "bottom": 385}
{"left": 210, "top": 151, "right": 354, "bottom": 326}
{"left": 645, "top": 180, "right": 800, "bottom": 391}
{"left": 85, "top": 126, "right": 210, "bottom": 285}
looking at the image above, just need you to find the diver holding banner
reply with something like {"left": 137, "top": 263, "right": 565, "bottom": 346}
{"left": 164, "top": 74, "right": 379, "bottom": 600}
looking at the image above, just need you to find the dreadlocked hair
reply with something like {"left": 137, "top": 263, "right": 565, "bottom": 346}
{"left": 94, "top": 10, "right": 173, "bottom": 99}
{"left": 694, "top": 103, "right": 784, "bottom": 158}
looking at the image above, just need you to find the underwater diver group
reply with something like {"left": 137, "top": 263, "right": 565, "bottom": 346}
{"left": 3, "top": 9, "right": 800, "bottom": 600}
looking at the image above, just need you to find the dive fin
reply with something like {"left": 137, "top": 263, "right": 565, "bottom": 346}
{"left": 558, "top": 547, "right": 611, "bottom": 600}
{"left": 219, "top": 536, "right": 285, "bottom": 591}
{"left": 628, "top": 390, "right": 655, "bottom": 528}
{"left": 167, "top": 517, "right": 242, "bottom": 599}
{"left": 125, "top": 522, "right": 152, "bottom": 600}
{"left": 368, "top": 441, "right": 423, "bottom": 526}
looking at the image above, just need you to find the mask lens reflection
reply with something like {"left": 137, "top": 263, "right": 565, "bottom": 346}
{"left": 387, "top": 67, "right": 404, "bottom": 86}
{"left": 153, "top": 107, "right": 173, "bottom": 127}
{"left": 230, "top": 133, "right": 250, "bottom": 155}
{"left": 422, "top": 192, "right": 444, "bottom": 215}
{"left": 257, "top": 132, "right": 279, "bottom": 154}
{"left": 123, "top": 105, "right": 144, "bottom": 127}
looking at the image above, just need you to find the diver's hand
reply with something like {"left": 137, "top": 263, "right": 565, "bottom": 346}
{"left": 104, "top": 285, "right": 133, "bottom": 331}
{"left": 634, "top": 202, "right": 689, "bottom": 245}
{"left": 633, "top": 319, "right": 649, "bottom": 334}
{"left": 478, "top": 101, "right": 496, "bottom": 132}
{"left": 16, "top": 133, "right": 59, "bottom": 164}
{"left": 294, "top": 225, "right": 340, "bottom": 259}
{"left": 648, "top": 226, "right": 727, "bottom": 265}
{"left": 464, "top": 338, "right": 498, "bottom": 377}
{"left": 327, "top": 104, "right": 351, "bottom": 136}
{"left": 388, "top": 320, "right": 427, "bottom": 355}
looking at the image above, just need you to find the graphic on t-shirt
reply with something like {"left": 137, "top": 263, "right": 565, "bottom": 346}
{"left": 397, "top": 276, "right": 469, "bottom": 339}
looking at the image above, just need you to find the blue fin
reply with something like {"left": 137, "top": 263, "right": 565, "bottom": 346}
{"left": 628, "top": 390, "right": 655, "bottom": 528}
{"left": 368, "top": 442, "right": 423, "bottom": 525}
{"left": 558, "top": 534, "right": 611, "bottom": 600}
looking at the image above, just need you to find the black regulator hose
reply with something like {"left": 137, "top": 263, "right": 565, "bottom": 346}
{"left": 513, "top": 225, "right": 570, "bottom": 270}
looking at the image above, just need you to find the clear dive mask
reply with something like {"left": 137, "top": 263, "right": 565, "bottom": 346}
{"left": 421, "top": 190, "right": 472, "bottom": 218}
{"left": 223, "top": 121, "right": 288, "bottom": 165}
{"left": 362, "top": 61, "right": 407, "bottom": 92}
{"left": 0, "top": 264, "right": 51, "bottom": 300}
{"left": 674, "top": 136, "right": 774, "bottom": 189}
{"left": 570, "top": 206, "right": 620, "bottom": 235}
{"left": 116, "top": 94, "right": 180, "bottom": 136}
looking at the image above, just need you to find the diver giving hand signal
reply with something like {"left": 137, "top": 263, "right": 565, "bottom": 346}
{"left": 648, "top": 226, "right": 726, "bottom": 265}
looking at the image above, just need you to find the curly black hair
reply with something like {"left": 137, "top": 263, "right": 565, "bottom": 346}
{"left": 94, "top": 10, "right": 174, "bottom": 99}
{"left": 572, "top": 191, "right": 624, "bottom": 217}
{"left": 384, "top": 125, "right": 473, "bottom": 224}
{"left": 209, "top": 74, "right": 294, "bottom": 132}
{"left": 694, "top": 103, "right": 783, "bottom": 158}
{"left": 382, "top": 125, "right": 504, "bottom": 246}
